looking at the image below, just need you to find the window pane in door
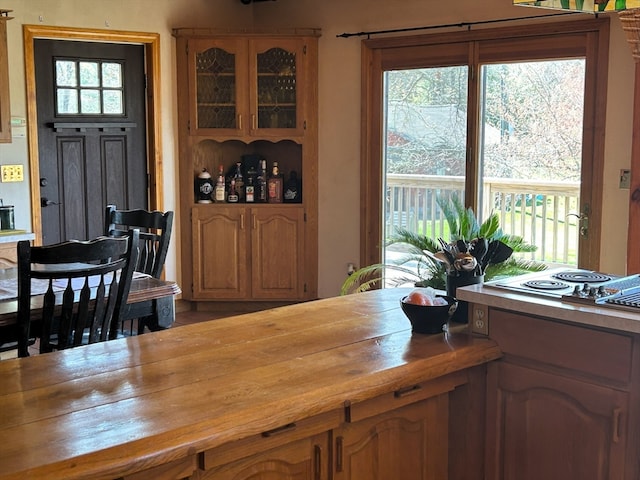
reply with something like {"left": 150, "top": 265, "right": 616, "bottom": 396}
{"left": 57, "top": 88, "right": 78, "bottom": 114}
{"left": 55, "top": 60, "right": 77, "bottom": 87}
{"left": 479, "top": 60, "right": 584, "bottom": 266}
{"left": 79, "top": 61, "right": 100, "bottom": 87}
{"left": 383, "top": 66, "right": 468, "bottom": 263}
{"left": 103, "top": 90, "right": 123, "bottom": 114}
{"left": 102, "top": 62, "right": 122, "bottom": 88}
{"left": 80, "top": 89, "right": 101, "bottom": 114}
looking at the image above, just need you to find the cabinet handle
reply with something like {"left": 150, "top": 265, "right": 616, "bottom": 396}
{"left": 253, "top": 214, "right": 257, "bottom": 230}
{"left": 261, "top": 422, "right": 297, "bottom": 438}
{"left": 394, "top": 384, "right": 422, "bottom": 398}
{"left": 612, "top": 407, "right": 622, "bottom": 443}
{"left": 251, "top": 114, "right": 256, "bottom": 130}
{"left": 238, "top": 114, "right": 242, "bottom": 130}
{"left": 335, "top": 435, "right": 344, "bottom": 472}
{"left": 314, "top": 444, "right": 322, "bottom": 480}
{"left": 240, "top": 214, "right": 245, "bottom": 230}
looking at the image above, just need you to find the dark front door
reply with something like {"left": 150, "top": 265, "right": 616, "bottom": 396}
{"left": 35, "top": 39, "right": 148, "bottom": 245}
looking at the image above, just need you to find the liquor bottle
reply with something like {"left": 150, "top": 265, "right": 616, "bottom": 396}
{"left": 214, "top": 165, "right": 226, "bottom": 203}
{"left": 245, "top": 176, "right": 255, "bottom": 203}
{"left": 267, "top": 161, "right": 283, "bottom": 203}
{"left": 283, "top": 170, "right": 302, "bottom": 203}
{"left": 257, "top": 159, "right": 268, "bottom": 203}
{"left": 233, "top": 162, "right": 245, "bottom": 202}
{"left": 227, "top": 178, "right": 239, "bottom": 203}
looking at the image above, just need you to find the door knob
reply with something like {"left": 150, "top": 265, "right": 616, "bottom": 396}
{"left": 41, "top": 197, "right": 59, "bottom": 207}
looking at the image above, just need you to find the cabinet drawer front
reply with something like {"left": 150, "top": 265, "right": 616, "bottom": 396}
{"left": 490, "top": 309, "right": 633, "bottom": 385}
{"left": 348, "top": 371, "right": 467, "bottom": 423}
{"left": 200, "top": 408, "right": 341, "bottom": 471}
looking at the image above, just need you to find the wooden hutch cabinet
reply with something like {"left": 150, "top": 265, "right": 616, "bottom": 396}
{"left": 173, "top": 29, "right": 319, "bottom": 303}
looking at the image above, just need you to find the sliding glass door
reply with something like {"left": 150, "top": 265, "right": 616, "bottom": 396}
{"left": 370, "top": 19, "right": 609, "bottom": 274}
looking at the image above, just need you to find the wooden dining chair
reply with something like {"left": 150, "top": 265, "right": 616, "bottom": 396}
{"left": 105, "top": 205, "right": 173, "bottom": 334}
{"left": 16, "top": 230, "right": 140, "bottom": 357}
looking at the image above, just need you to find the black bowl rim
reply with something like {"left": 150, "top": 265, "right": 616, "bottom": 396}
{"left": 400, "top": 294, "right": 457, "bottom": 307}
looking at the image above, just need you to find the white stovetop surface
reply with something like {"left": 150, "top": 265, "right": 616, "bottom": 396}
{"left": 456, "top": 281, "right": 640, "bottom": 334}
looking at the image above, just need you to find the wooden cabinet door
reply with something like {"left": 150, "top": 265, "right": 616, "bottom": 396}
{"left": 333, "top": 395, "right": 449, "bottom": 480}
{"left": 251, "top": 206, "right": 305, "bottom": 299}
{"left": 249, "top": 38, "right": 308, "bottom": 138}
{"left": 187, "top": 37, "right": 249, "bottom": 137}
{"left": 486, "top": 362, "right": 628, "bottom": 480}
{"left": 194, "top": 432, "right": 329, "bottom": 480}
{"left": 192, "top": 205, "right": 249, "bottom": 299}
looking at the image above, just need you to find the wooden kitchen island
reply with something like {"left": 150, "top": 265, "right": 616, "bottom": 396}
{"left": 0, "top": 288, "right": 501, "bottom": 480}
{"left": 457, "top": 283, "right": 640, "bottom": 480}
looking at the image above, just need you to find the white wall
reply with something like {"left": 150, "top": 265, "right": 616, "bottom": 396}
{"left": 0, "top": 0, "right": 634, "bottom": 299}
{"left": 255, "top": 0, "right": 635, "bottom": 296}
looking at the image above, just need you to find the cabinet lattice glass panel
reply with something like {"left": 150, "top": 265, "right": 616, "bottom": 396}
{"left": 196, "top": 47, "right": 237, "bottom": 129}
{"left": 257, "top": 47, "right": 296, "bottom": 129}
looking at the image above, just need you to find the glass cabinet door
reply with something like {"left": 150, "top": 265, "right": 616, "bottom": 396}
{"left": 250, "top": 39, "right": 307, "bottom": 136}
{"left": 188, "top": 38, "right": 247, "bottom": 135}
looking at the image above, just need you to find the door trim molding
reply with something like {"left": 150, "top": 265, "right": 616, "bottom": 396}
{"left": 23, "top": 25, "right": 163, "bottom": 246}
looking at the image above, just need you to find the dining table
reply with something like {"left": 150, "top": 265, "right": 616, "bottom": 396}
{"left": 0, "top": 266, "right": 182, "bottom": 338}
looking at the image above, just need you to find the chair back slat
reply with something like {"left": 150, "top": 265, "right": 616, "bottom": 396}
{"left": 17, "top": 230, "right": 140, "bottom": 357}
{"left": 105, "top": 205, "right": 173, "bottom": 279}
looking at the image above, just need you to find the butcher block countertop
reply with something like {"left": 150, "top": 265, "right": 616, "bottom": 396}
{"left": 0, "top": 288, "right": 501, "bottom": 480}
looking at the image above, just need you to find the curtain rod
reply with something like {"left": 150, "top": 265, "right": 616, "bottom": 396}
{"left": 336, "top": 11, "right": 590, "bottom": 38}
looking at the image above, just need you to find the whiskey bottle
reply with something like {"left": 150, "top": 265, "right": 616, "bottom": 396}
{"left": 214, "top": 165, "right": 226, "bottom": 203}
{"left": 233, "top": 162, "right": 245, "bottom": 202}
{"left": 257, "top": 159, "right": 268, "bottom": 203}
{"left": 283, "top": 170, "right": 301, "bottom": 203}
{"left": 267, "top": 161, "right": 283, "bottom": 203}
{"left": 245, "top": 176, "right": 255, "bottom": 203}
{"left": 227, "top": 178, "right": 239, "bottom": 203}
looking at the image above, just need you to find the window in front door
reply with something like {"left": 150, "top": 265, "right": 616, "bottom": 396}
{"left": 55, "top": 59, "right": 124, "bottom": 115}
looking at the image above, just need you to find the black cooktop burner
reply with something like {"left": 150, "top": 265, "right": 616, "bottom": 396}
{"left": 553, "top": 271, "right": 612, "bottom": 283}
{"left": 522, "top": 279, "right": 569, "bottom": 290}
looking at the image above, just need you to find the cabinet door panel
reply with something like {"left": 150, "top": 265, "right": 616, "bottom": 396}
{"left": 251, "top": 207, "right": 304, "bottom": 299}
{"left": 486, "top": 362, "right": 628, "bottom": 480}
{"left": 194, "top": 432, "right": 329, "bottom": 480}
{"left": 188, "top": 37, "right": 249, "bottom": 136}
{"left": 334, "top": 395, "right": 448, "bottom": 480}
{"left": 249, "top": 38, "right": 308, "bottom": 137}
{"left": 192, "top": 206, "right": 248, "bottom": 299}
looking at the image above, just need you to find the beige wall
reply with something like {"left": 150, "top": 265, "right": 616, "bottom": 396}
{"left": 0, "top": 0, "right": 634, "bottom": 299}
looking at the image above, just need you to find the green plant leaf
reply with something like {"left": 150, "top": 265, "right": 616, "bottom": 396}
{"left": 341, "top": 193, "right": 547, "bottom": 295}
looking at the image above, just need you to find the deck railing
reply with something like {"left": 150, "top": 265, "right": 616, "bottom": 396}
{"left": 386, "top": 174, "right": 580, "bottom": 265}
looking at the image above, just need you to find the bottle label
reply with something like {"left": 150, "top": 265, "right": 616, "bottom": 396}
{"left": 227, "top": 194, "right": 239, "bottom": 203}
{"left": 268, "top": 178, "right": 283, "bottom": 203}
{"left": 246, "top": 185, "right": 255, "bottom": 202}
{"left": 215, "top": 186, "right": 226, "bottom": 202}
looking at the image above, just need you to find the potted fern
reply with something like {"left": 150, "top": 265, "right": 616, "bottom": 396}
{"left": 341, "top": 195, "right": 547, "bottom": 295}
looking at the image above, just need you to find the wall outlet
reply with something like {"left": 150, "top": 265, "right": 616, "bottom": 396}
{"left": 620, "top": 169, "right": 631, "bottom": 189}
{"left": 470, "top": 304, "right": 489, "bottom": 336}
{"left": 1, "top": 165, "right": 24, "bottom": 182}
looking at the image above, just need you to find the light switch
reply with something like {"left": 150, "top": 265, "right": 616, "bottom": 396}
{"left": 1, "top": 165, "right": 24, "bottom": 182}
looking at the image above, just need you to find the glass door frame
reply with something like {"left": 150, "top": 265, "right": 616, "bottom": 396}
{"left": 359, "top": 17, "right": 610, "bottom": 272}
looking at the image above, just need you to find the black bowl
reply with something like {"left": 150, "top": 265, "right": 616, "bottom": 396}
{"left": 400, "top": 295, "right": 458, "bottom": 334}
